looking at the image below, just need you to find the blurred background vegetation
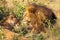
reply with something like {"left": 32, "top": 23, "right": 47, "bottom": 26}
{"left": 0, "top": 0, "right": 60, "bottom": 40}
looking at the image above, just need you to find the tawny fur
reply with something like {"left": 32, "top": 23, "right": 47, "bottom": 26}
{"left": 23, "top": 3, "right": 57, "bottom": 33}
{"left": 0, "top": 14, "right": 20, "bottom": 31}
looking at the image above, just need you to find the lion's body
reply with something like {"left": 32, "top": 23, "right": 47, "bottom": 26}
{"left": 22, "top": 3, "right": 57, "bottom": 33}
{"left": 0, "top": 14, "right": 20, "bottom": 31}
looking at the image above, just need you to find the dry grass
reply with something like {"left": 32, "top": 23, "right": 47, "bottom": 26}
{"left": 0, "top": 0, "right": 60, "bottom": 40}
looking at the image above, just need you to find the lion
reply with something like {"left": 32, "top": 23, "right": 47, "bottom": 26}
{"left": 0, "top": 13, "right": 20, "bottom": 31}
{"left": 22, "top": 3, "right": 57, "bottom": 33}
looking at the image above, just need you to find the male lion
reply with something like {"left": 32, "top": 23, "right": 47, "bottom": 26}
{"left": 22, "top": 3, "right": 57, "bottom": 33}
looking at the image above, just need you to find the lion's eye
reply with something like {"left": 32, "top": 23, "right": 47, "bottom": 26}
{"left": 11, "top": 16, "right": 14, "bottom": 19}
{"left": 31, "top": 10, "right": 35, "bottom": 13}
{"left": 28, "top": 21, "right": 31, "bottom": 23}
{"left": 29, "top": 8, "right": 36, "bottom": 13}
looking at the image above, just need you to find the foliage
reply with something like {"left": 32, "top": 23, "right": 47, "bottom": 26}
{"left": 13, "top": 1, "right": 26, "bottom": 20}
{"left": 34, "top": 34, "right": 44, "bottom": 40}
{"left": 0, "top": 0, "right": 60, "bottom": 40}
{"left": 0, "top": 26, "right": 5, "bottom": 40}
{"left": 13, "top": 23, "right": 28, "bottom": 36}
{"left": 0, "top": 0, "right": 9, "bottom": 21}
